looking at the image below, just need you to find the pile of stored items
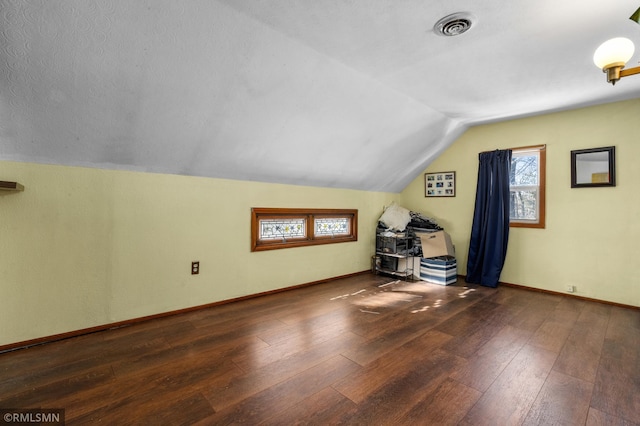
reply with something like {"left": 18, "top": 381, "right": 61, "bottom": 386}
{"left": 375, "top": 202, "right": 457, "bottom": 285}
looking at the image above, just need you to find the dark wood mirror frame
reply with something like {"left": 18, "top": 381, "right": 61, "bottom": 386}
{"left": 571, "top": 146, "right": 616, "bottom": 188}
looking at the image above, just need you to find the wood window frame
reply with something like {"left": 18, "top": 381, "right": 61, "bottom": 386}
{"left": 251, "top": 208, "right": 358, "bottom": 252}
{"left": 510, "top": 144, "right": 546, "bottom": 229}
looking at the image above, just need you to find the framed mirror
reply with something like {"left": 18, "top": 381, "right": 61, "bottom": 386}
{"left": 571, "top": 146, "right": 616, "bottom": 188}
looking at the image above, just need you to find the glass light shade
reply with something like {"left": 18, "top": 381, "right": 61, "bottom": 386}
{"left": 593, "top": 37, "right": 635, "bottom": 69}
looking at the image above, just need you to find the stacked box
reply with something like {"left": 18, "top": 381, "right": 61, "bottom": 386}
{"left": 420, "top": 256, "right": 457, "bottom": 285}
{"left": 415, "top": 231, "right": 455, "bottom": 258}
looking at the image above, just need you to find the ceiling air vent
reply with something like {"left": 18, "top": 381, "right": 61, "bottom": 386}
{"left": 434, "top": 12, "right": 475, "bottom": 36}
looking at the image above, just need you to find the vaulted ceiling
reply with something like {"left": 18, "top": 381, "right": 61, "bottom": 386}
{"left": 2, "top": 0, "right": 640, "bottom": 192}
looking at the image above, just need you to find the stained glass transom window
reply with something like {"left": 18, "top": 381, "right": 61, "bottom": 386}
{"left": 259, "top": 219, "right": 306, "bottom": 241}
{"left": 251, "top": 208, "right": 358, "bottom": 251}
{"left": 314, "top": 218, "right": 350, "bottom": 237}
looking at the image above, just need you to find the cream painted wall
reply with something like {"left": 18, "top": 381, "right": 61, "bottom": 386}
{"left": 400, "top": 99, "right": 640, "bottom": 307}
{"left": 0, "top": 161, "right": 398, "bottom": 346}
{"left": 3, "top": 99, "right": 639, "bottom": 347}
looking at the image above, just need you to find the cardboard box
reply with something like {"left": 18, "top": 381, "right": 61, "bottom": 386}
{"left": 416, "top": 231, "right": 455, "bottom": 258}
{"left": 420, "top": 256, "right": 457, "bottom": 285}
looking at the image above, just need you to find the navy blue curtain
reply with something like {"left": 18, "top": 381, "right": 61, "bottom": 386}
{"left": 466, "top": 149, "right": 512, "bottom": 288}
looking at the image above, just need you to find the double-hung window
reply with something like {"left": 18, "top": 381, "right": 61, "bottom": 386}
{"left": 251, "top": 208, "right": 358, "bottom": 251}
{"left": 509, "top": 145, "right": 546, "bottom": 228}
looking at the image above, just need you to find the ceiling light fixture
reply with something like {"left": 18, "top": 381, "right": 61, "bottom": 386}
{"left": 593, "top": 37, "right": 640, "bottom": 85}
{"left": 594, "top": 7, "right": 640, "bottom": 85}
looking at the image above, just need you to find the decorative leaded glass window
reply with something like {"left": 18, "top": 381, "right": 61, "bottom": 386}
{"left": 259, "top": 218, "right": 306, "bottom": 241}
{"left": 251, "top": 208, "right": 358, "bottom": 251}
{"left": 314, "top": 217, "right": 350, "bottom": 237}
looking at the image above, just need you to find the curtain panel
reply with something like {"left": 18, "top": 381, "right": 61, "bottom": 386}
{"left": 466, "top": 149, "right": 512, "bottom": 288}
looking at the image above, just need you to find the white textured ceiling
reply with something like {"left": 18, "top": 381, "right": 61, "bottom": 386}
{"left": 2, "top": 0, "right": 640, "bottom": 192}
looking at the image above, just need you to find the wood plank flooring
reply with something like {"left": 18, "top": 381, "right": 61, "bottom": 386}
{"left": 1, "top": 273, "right": 639, "bottom": 425}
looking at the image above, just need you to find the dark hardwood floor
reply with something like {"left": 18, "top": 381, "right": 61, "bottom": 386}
{"left": 1, "top": 273, "right": 639, "bottom": 425}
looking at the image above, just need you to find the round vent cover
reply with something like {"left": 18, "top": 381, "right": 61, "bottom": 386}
{"left": 434, "top": 12, "right": 475, "bottom": 36}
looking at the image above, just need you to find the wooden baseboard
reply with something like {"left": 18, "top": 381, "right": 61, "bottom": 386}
{"left": 499, "top": 281, "right": 639, "bottom": 310}
{"left": 0, "top": 270, "right": 371, "bottom": 354}
{"left": 459, "top": 275, "right": 639, "bottom": 311}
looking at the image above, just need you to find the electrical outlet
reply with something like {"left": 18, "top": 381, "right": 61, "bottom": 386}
{"left": 191, "top": 261, "right": 200, "bottom": 275}
{"left": 566, "top": 285, "right": 575, "bottom": 293}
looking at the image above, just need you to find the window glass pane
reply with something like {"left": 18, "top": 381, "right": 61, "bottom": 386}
{"left": 511, "top": 154, "right": 538, "bottom": 186}
{"left": 259, "top": 218, "right": 306, "bottom": 241}
{"left": 315, "top": 217, "right": 350, "bottom": 236}
{"left": 510, "top": 189, "right": 538, "bottom": 221}
{"left": 508, "top": 146, "right": 545, "bottom": 228}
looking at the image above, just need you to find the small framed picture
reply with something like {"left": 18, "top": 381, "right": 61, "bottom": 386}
{"left": 425, "top": 171, "right": 456, "bottom": 197}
